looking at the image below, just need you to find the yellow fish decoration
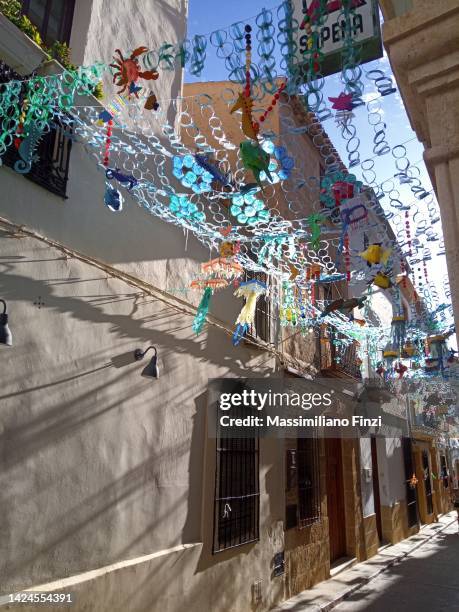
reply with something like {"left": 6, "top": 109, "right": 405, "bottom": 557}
{"left": 372, "top": 272, "right": 392, "bottom": 289}
{"left": 359, "top": 244, "right": 392, "bottom": 266}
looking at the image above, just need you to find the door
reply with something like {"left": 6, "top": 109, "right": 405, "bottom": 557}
{"left": 370, "top": 437, "right": 383, "bottom": 542}
{"left": 326, "top": 438, "right": 346, "bottom": 562}
{"left": 402, "top": 437, "right": 418, "bottom": 527}
{"left": 422, "top": 450, "right": 434, "bottom": 515}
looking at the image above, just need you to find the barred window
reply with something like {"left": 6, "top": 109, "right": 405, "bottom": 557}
{"left": 246, "top": 270, "right": 271, "bottom": 344}
{"left": 2, "top": 118, "right": 72, "bottom": 198}
{"left": 213, "top": 408, "right": 260, "bottom": 552}
{"left": 285, "top": 436, "right": 321, "bottom": 530}
{"left": 297, "top": 436, "right": 321, "bottom": 527}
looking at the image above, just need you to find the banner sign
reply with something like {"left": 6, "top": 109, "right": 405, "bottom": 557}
{"left": 291, "top": 0, "right": 383, "bottom": 77}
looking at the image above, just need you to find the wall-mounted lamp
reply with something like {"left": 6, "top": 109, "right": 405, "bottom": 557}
{"left": 0, "top": 299, "right": 12, "bottom": 346}
{"left": 134, "top": 346, "right": 159, "bottom": 379}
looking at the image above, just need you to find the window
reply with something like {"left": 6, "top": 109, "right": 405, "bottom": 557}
{"left": 213, "top": 400, "right": 259, "bottom": 552}
{"left": 422, "top": 450, "right": 433, "bottom": 515}
{"left": 21, "top": 0, "right": 76, "bottom": 45}
{"left": 246, "top": 270, "right": 271, "bottom": 344}
{"left": 285, "top": 436, "right": 321, "bottom": 529}
{"left": 297, "top": 436, "right": 321, "bottom": 527}
{"left": 2, "top": 117, "right": 72, "bottom": 198}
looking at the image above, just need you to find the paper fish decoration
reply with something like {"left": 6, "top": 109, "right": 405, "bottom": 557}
{"left": 328, "top": 92, "right": 354, "bottom": 111}
{"left": 372, "top": 272, "right": 392, "bottom": 289}
{"left": 240, "top": 141, "right": 273, "bottom": 188}
{"left": 359, "top": 244, "right": 392, "bottom": 266}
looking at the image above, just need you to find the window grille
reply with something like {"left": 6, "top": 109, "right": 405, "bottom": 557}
{"left": 2, "top": 118, "right": 72, "bottom": 198}
{"left": 297, "top": 436, "right": 321, "bottom": 527}
{"left": 246, "top": 270, "right": 271, "bottom": 344}
{"left": 20, "top": 0, "right": 76, "bottom": 45}
{"left": 402, "top": 437, "right": 418, "bottom": 527}
{"left": 213, "top": 401, "right": 260, "bottom": 552}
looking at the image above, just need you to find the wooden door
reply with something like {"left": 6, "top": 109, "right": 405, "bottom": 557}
{"left": 371, "top": 437, "right": 383, "bottom": 542}
{"left": 326, "top": 438, "right": 346, "bottom": 562}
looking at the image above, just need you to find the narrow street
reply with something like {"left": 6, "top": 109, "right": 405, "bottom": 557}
{"left": 274, "top": 513, "right": 459, "bottom": 612}
{"left": 335, "top": 519, "right": 459, "bottom": 611}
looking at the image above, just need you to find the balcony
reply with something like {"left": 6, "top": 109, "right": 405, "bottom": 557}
{"left": 0, "top": 60, "right": 72, "bottom": 198}
{"left": 319, "top": 324, "right": 362, "bottom": 380}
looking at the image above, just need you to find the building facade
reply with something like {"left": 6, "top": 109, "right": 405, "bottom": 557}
{"left": 0, "top": 3, "right": 454, "bottom": 611}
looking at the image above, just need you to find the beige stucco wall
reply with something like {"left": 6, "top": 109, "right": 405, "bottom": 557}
{"left": 380, "top": 0, "right": 459, "bottom": 334}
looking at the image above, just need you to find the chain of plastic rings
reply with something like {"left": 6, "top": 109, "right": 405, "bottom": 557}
{"left": 0, "top": 3, "right": 453, "bottom": 355}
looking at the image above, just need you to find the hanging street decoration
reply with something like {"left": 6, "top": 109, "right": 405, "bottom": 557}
{"left": 0, "top": 0, "right": 455, "bottom": 387}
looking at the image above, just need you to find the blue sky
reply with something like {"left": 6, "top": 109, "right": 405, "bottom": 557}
{"left": 186, "top": 0, "right": 452, "bottom": 330}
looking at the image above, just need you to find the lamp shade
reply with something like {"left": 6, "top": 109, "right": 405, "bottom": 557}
{"left": 142, "top": 353, "right": 159, "bottom": 379}
{"left": 0, "top": 300, "right": 12, "bottom": 346}
{"left": 134, "top": 346, "right": 159, "bottom": 379}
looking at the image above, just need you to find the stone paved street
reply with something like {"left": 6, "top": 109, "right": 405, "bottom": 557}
{"left": 335, "top": 519, "right": 459, "bottom": 612}
{"left": 273, "top": 513, "right": 458, "bottom": 612}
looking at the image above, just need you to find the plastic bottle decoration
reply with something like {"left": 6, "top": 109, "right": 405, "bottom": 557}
{"left": 172, "top": 155, "right": 213, "bottom": 194}
{"left": 328, "top": 92, "right": 355, "bottom": 112}
{"left": 192, "top": 285, "right": 213, "bottom": 335}
{"left": 229, "top": 25, "right": 260, "bottom": 141}
{"left": 200, "top": 257, "right": 243, "bottom": 279}
{"left": 371, "top": 272, "right": 393, "bottom": 290}
{"left": 232, "top": 280, "right": 267, "bottom": 345}
{"left": 338, "top": 197, "right": 368, "bottom": 252}
{"left": 390, "top": 315, "right": 407, "bottom": 353}
{"left": 194, "top": 153, "right": 232, "bottom": 187}
{"left": 105, "top": 168, "right": 138, "bottom": 190}
{"left": 382, "top": 343, "right": 399, "bottom": 372}
{"left": 239, "top": 141, "right": 273, "bottom": 189}
{"left": 261, "top": 141, "right": 295, "bottom": 181}
{"left": 169, "top": 195, "right": 206, "bottom": 223}
{"left": 230, "top": 191, "right": 270, "bottom": 225}
{"left": 280, "top": 281, "right": 298, "bottom": 327}
{"left": 359, "top": 244, "right": 392, "bottom": 267}
{"left": 96, "top": 95, "right": 127, "bottom": 126}
{"left": 307, "top": 213, "right": 325, "bottom": 251}
{"left": 394, "top": 361, "right": 408, "bottom": 378}
{"left": 104, "top": 182, "right": 124, "bottom": 212}
{"left": 258, "top": 81, "right": 287, "bottom": 126}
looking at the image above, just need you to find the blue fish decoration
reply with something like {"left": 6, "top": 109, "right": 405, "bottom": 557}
{"left": 104, "top": 182, "right": 123, "bottom": 212}
{"left": 105, "top": 167, "right": 138, "bottom": 190}
{"left": 194, "top": 154, "right": 232, "bottom": 187}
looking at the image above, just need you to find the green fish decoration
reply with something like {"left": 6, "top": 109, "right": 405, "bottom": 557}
{"left": 239, "top": 141, "right": 273, "bottom": 189}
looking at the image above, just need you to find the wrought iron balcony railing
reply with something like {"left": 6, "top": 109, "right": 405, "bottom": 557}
{"left": 0, "top": 60, "right": 72, "bottom": 198}
{"left": 319, "top": 324, "right": 362, "bottom": 380}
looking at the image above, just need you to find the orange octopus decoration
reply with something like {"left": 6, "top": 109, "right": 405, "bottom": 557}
{"left": 110, "top": 47, "right": 158, "bottom": 97}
